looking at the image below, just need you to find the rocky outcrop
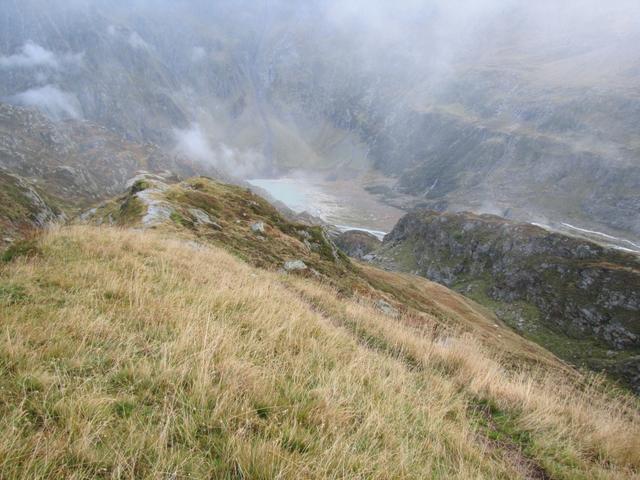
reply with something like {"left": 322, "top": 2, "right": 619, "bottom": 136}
{"left": 82, "top": 175, "right": 353, "bottom": 285}
{"left": 0, "top": 169, "right": 64, "bottom": 240}
{"left": 377, "top": 210, "right": 640, "bottom": 391}
{"left": 334, "top": 230, "right": 382, "bottom": 260}
{"left": 283, "top": 260, "right": 307, "bottom": 272}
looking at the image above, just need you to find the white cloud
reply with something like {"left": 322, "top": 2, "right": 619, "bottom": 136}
{"left": 174, "top": 123, "right": 214, "bottom": 163}
{"left": 107, "top": 26, "right": 150, "bottom": 51}
{"left": 174, "top": 123, "right": 266, "bottom": 177}
{"left": 0, "top": 41, "right": 83, "bottom": 70}
{"left": 11, "top": 85, "right": 82, "bottom": 120}
{"left": 0, "top": 42, "right": 59, "bottom": 69}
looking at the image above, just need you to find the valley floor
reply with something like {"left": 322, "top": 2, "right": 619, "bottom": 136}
{"left": 0, "top": 226, "right": 639, "bottom": 479}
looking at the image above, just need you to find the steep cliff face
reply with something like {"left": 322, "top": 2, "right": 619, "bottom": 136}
{"left": 386, "top": 110, "right": 640, "bottom": 238}
{"left": 374, "top": 210, "right": 640, "bottom": 390}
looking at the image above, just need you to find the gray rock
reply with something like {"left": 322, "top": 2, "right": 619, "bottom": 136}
{"left": 79, "top": 207, "right": 98, "bottom": 221}
{"left": 375, "top": 299, "right": 399, "bottom": 317}
{"left": 284, "top": 260, "right": 307, "bottom": 271}
{"left": 136, "top": 190, "right": 173, "bottom": 227}
{"left": 188, "top": 208, "right": 212, "bottom": 226}
{"left": 251, "top": 222, "right": 266, "bottom": 234}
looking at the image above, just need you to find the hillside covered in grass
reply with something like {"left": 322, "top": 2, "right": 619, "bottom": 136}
{"left": 1, "top": 217, "right": 639, "bottom": 478}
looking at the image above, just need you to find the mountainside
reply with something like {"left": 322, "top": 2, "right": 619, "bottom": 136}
{"left": 371, "top": 210, "right": 640, "bottom": 391}
{"left": 83, "top": 173, "right": 359, "bottom": 287}
{"left": 0, "top": 102, "right": 220, "bottom": 209}
{"left": 1, "top": 1, "right": 639, "bottom": 239}
{"left": 2, "top": 187, "right": 640, "bottom": 477}
{"left": 2, "top": 2, "right": 640, "bottom": 477}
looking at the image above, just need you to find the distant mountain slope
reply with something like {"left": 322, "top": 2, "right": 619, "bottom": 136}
{"left": 1, "top": 1, "right": 639, "bottom": 239}
{"left": 370, "top": 209, "right": 640, "bottom": 391}
{"left": 0, "top": 102, "right": 220, "bottom": 208}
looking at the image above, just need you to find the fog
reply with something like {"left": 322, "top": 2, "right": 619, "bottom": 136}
{"left": 174, "top": 123, "right": 267, "bottom": 177}
{"left": 4, "top": 0, "right": 638, "bottom": 107}
{"left": 10, "top": 85, "right": 82, "bottom": 120}
{"left": 0, "top": 42, "right": 83, "bottom": 71}
{"left": 10, "top": 0, "right": 638, "bottom": 73}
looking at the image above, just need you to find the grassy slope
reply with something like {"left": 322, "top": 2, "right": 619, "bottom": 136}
{"left": 1, "top": 226, "right": 639, "bottom": 479}
{"left": 87, "top": 176, "right": 612, "bottom": 371}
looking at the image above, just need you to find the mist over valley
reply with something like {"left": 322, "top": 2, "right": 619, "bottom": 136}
{"left": 2, "top": 0, "right": 640, "bottom": 239}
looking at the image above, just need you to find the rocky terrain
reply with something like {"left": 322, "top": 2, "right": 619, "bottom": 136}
{"left": 370, "top": 210, "right": 640, "bottom": 391}
{"left": 333, "top": 230, "right": 381, "bottom": 260}
{"left": 0, "top": 169, "right": 64, "bottom": 242}
{"left": 82, "top": 172, "right": 360, "bottom": 286}
{"left": 1, "top": 2, "right": 639, "bottom": 476}
{"left": 2, "top": 93, "right": 639, "bottom": 393}
{"left": 0, "top": 102, "right": 220, "bottom": 208}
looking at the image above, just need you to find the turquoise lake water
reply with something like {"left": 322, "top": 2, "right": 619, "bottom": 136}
{"left": 247, "top": 178, "right": 394, "bottom": 240}
{"left": 248, "top": 179, "right": 316, "bottom": 215}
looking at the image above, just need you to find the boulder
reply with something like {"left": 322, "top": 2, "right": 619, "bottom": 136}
{"left": 251, "top": 222, "right": 266, "bottom": 234}
{"left": 284, "top": 260, "right": 307, "bottom": 271}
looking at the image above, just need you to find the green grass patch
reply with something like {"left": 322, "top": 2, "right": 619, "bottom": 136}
{"left": 1, "top": 238, "right": 40, "bottom": 263}
{"left": 0, "top": 283, "right": 29, "bottom": 305}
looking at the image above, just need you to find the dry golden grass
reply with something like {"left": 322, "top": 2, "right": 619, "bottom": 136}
{"left": 0, "top": 226, "right": 638, "bottom": 479}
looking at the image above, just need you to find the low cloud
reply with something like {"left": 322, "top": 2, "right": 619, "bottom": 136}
{"left": 190, "top": 46, "right": 206, "bottom": 63}
{"left": 10, "top": 85, "right": 82, "bottom": 120}
{"left": 128, "top": 32, "right": 150, "bottom": 50}
{"left": 174, "top": 123, "right": 214, "bottom": 163}
{"left": 174, "top": 123, "right": 266, "bottom": 177}
{"left": 476, "top": 200, "right": 507, "bottom": 217}
{"left": 218, "top": 143, "right": 266, "bottom": 178}
{"left": 0, "top": 41, "right": 83, "bottom": 70}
